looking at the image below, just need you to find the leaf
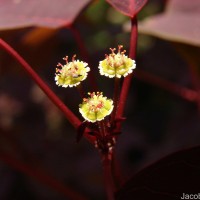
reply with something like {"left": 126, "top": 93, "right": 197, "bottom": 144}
{"left": 0, "top": 0, "right": 91, "bottom": 30}
{"left": 116, "top": 146, "right": 200, "bottom": 200}
{"left": 106, "top": 0, "right": 148, "bottom": 18}
{"left": 138, "top": 0, "right": 200, "bottom": 46}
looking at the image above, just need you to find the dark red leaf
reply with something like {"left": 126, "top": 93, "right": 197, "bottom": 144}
{"left": 0, "top": 0, "right": 91, "bottom": 30}
{"left": 116, "top": 146, "right": 200, "bottom": 200}
{"left": 106, "top": 0, "right": 148, "bottom": 18}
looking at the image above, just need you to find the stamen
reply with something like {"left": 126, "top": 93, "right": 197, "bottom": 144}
{"left": 118, "top": 45, "right": 123, "bottom": 53}
{"left": 109, "top": 48, "right": 116, "bottom": 55}
{"left": 56, "top": 68, "right": 61, "bottom": 73}
{"left": 72, "top": 54, "right": 76, "bottom": 62}
{"left": 63, "top": 56, "right": 68, "bottom": 63}
{"left": 57, "top": 63, "right": 63, "bottom": 67}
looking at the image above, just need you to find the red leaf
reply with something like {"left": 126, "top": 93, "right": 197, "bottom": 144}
{"left": 106, "top": 0, "right": 148, "bottom": 18}
{"left": 0, "top": 0, "right": 91, "bottom": 30}
{"left": 139, "top": 0, "right": 200, "bottom": 46}
{"left": 116, "top": 146, "right": 200, "bottom": 200}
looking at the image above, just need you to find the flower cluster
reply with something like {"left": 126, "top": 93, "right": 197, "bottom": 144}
{"left": 79, "top": 92, "right": 114, "bottom": 123}
{"left": 55, "top": 55, "right": 90, "bottom": 88}
{"left": 98, "top": 45, "right": 136, "bottom": 78}
{"left": 55, "top": 46, "right": 136, "bottom": 123}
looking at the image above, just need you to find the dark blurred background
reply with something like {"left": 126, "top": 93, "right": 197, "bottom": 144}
{"left": 0, "top": 0, "right": 200, "bottom": 199}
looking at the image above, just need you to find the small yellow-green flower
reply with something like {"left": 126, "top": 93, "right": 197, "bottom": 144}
{"left": 79, "top": 92, "right": 114, "bottom": 123}
{"left": 55, "top": 55, "right": 90, "bottom": 87}
{"left": 98, "top": 45, "right": 136, "bottom": 78}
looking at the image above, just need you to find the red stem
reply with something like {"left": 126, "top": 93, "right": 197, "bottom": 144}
{"left": 0, "top": 38, "right": 81, "bottom": 129}
{"left": 0, "top": 38, "right": 95, "bottom": 144}
{"left": 116, "top": 17, "right": 138, "bottom": 121}
{"left": 135, "top": 69, "right": 199, "bottom": 102}
{"left": 186, "top": 64, "right": 200, "bottom": 110}
{"left": 0, "top": 151, "right": 87, "bottom": 200}
{"left": 174, "top": 45, "right": 200, "bottom": 109}
{"left": 102, "top": 153, "right": 115, "bottom": 200}
{"left": 112, "top": 151, "right": 124, "bottom": 188}
{"left": 111, "top": 78, "right": 120, "bottom": 124}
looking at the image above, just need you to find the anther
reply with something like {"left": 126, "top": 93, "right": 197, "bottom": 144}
{"left": 72, "top": 54, "right": 76, "bottom": 62}
{"left": 109, "top": 48, "right": 116, "bottom": 55}
{"left": 107, "top": 142, "right": 112, "bottom": 147}
{"left": 63, "top": 56, "right": 68, "bottom": 63}
{"left": 118, "top": 45, "right": 123, "bottom": 53}
{"left": 57, "top": 63, "right": 63, "bottom": 67}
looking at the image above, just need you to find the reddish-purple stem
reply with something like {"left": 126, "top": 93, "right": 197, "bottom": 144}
{"left": 102, "top": 153, "right": 115, "bottom": 200}
{"left": 112, "top": 151, "right": 124, "bottom": 188}
{"left": 173, "top": 44, "right": 200, "bottom": 108}
{"left": 179, "top": 50, "right": 200, "bottom": 109}
{"left": 116, "top": 17, "right": 138, "bottom": 121}
{"left": 111, "top": 78, "right": 120, "bottom": 124}
{"left": 0, "top": 38, "right": 81, "bottom": 129}
{"left": 0, "top": 151, "right": 87, "bottom": 200}
{"left": 135, "top": 69, "right": 199, "bottom": 102}
{"left": 187, "top": 64, "right": 200, "bottom": 110}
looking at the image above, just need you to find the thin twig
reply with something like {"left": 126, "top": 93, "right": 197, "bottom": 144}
{"left": 111, "top": 77, "right": 121, "bottom": 124}
{"left": 111, "top": 151, "right": 124, "bottom": 188}
{"left": 116, "top": 16, "right": 138, "bottom": 124}
{"left": 0, "top": 38, "right": 81, "bottom": 129}
{"left": 135, "top": 69, "right": 199, "bottom": 102}
{"left": 0, "top": 38, "right": 95, "bottom": 143}
{"left": 172, "top": 44, "right": 200, "bottom": 110}
{"left": 102, "top": 153, "right": 115, "bottom": 200}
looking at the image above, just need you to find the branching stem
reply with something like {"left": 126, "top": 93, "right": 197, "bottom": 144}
{"left": 0, "top": 38, "right": 81, "bottom": 129}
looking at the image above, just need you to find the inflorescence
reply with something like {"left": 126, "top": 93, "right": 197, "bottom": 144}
{"left": 55, "top": 46, "right": 136, "bottom": 123}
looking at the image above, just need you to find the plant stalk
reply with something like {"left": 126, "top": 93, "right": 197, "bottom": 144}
{"left": 116, "top": 16, "right": 138, "bottom": 126}
{"left": 0, "top": 38, "right": 81, "bottom": 129}
{"left": 111, "top": 77, "right": 121, "bottom": 124}
{"left": 135, "top": 69, "right": 199, "bottom": 102}
{"left": 0, "top": 38, "right": 96, "bottom": 143}
{"left": 102, "top": 153, "right": 115, "bottom": 200}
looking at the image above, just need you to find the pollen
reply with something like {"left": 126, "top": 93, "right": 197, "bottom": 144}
{"left": 79, "top": 92, "right": 114, "bottom": 123}
{"left": 55, "top": 55, "right": 90, "bottom": 87}
{"left": 98, "top": 45, "right": 136, "bottom": 78}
